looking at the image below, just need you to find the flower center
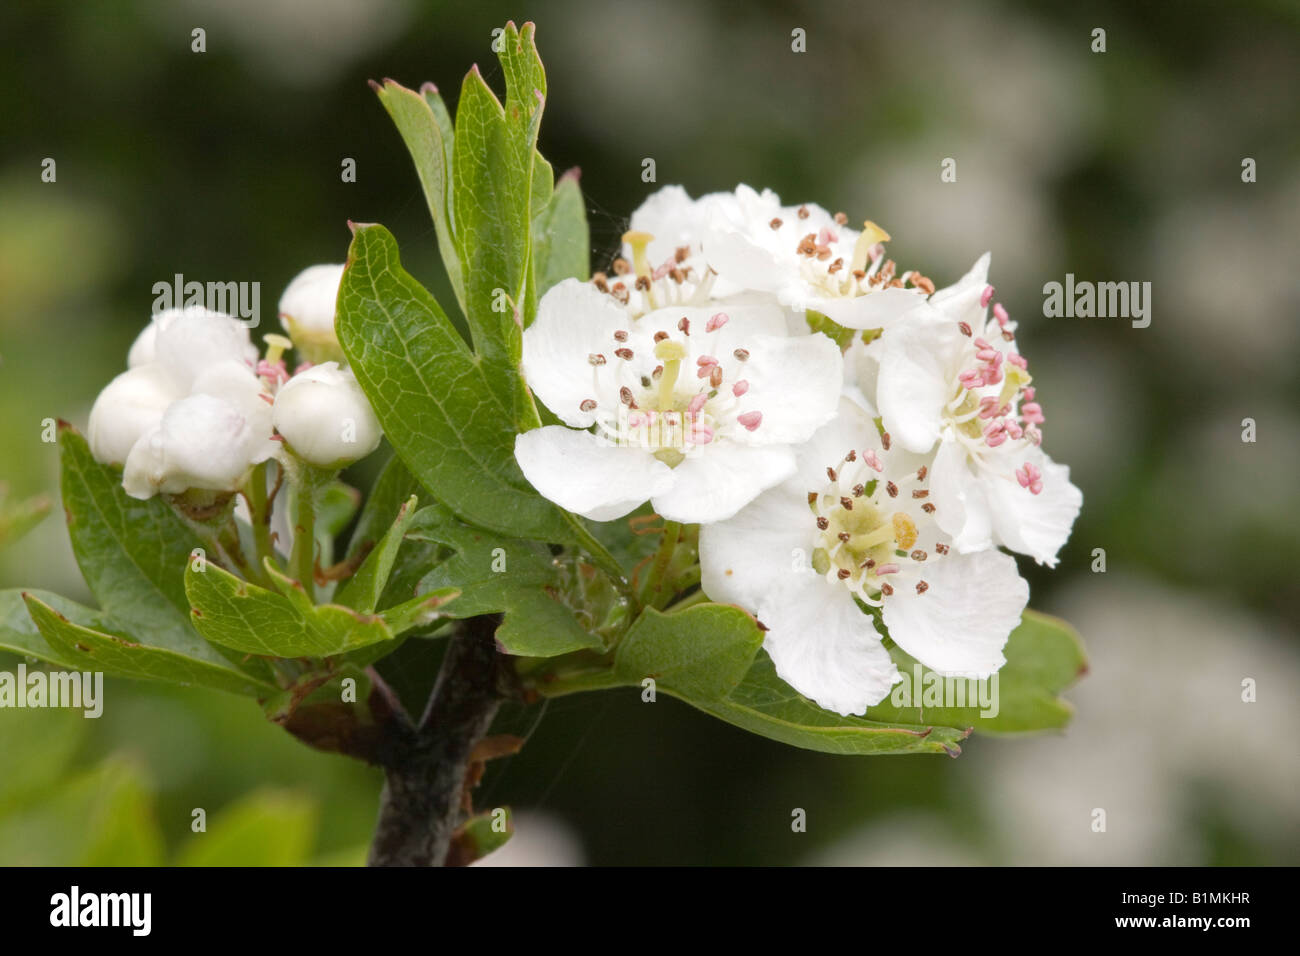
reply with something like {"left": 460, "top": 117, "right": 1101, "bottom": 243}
{"left": 583, "top": 315, "right": 762, "bottom": 466}
{"left": 590, "top": 230, "right": 717, "bottom": 318}
{"left": 807, "top": 446, "right": 943, "bottom": 603}
{"left": 946, "top": 297, "right": 1049, "bottom": 495}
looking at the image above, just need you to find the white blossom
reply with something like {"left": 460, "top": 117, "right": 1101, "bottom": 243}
{"left": 700, "top": 398, "right": 1028, "bottom": 716}
{"left": 869, "top": 253, "right": 1082, "bottom": 565}
{"left": 701, "top": 185, "right": 931, "bottom": 330}
{"left": 514, "top": 279, "right": 842, "bottom": 523}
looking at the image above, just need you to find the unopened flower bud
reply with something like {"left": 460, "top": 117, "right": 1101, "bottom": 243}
{"left": 122, "top": 392, "right": 276, "bottom": 500}
{"left": 278, "top": 264, "right": 346, "bottom": 363}
{"left": 87, "top": 364, "right": 182, "bottom": 466}
{"left": 271, "top": 362, "right": 381, "bottom": 468}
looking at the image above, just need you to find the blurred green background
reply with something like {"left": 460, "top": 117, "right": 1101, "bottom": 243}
{"left": 2, "top": 0, "right": 1297, "bottom": 865}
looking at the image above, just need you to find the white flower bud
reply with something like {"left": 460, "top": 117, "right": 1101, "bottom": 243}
{"left": 278, "top": 264, "right": 346, "bottom": 363}
{"left": 272, "top": 362, "right": 381, "bottom": 468}
{"left": 122, "top": 392, "right": 276, "bottom": 500}
{"left": 151, "top": 306, "right": 258, "bottom": 388}
{"left": 87, "top": 364, "right": 183, "bottom": 466}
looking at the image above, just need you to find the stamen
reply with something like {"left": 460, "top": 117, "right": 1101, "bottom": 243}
{"left": 733, "top": 348, "right": 749, "bottom": 361}
{"left": 738, "top": 411, "right": 763, "bottom": 431}
{"left": 588, "top": 353, "right": 607, "bottom": 366}
{"left": 915, "top": 581, "right": 929, "bottom": 594}
{"left": 769, "top": 217, "right": 783, "bottom": 230}
{"left": 980, "top": 285, "right": 995, "bottom": 308}
{"left": 732, "top": 380, "right": 749, "bottom": 397}
{"left": 579, "top": 399, "right": 597, "bottom": 412}
{"left": 706, "top": 312, "right": 729, "bottom": 332}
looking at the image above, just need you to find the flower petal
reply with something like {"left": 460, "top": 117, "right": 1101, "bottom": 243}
{"left": 652, "top": 441, "right": 795, "bottom": 523}
{"left": 522, "top": 280, "right": 632, "bottom": 428}
{"left": 729, "top": 331, "right": 843, "bottom": 445}
{"left": 928, "top": 435, "right": 994, "bottom": 553}
{"left": 758, "top": 577, "right": 900, "bottom": 716}
{"left": 983, "top": 449, "right": 1082, "bottom": 567}
{"left": 514, "top": 425, "right": 674, "bottom": 522}
{"left": 699, "top": 480, "right": 815, "bottom": 611}
{"left": 813, "top": 286, "right": 926, "bottom": 330}
{"left": 929, "top": 252, "right": 992, "bottom": 331}
{"left": 882, "top": 548, "right": 1027, "bottom": 678}
{"left": 875, "top": 306, "right": 966, "bottom": 453}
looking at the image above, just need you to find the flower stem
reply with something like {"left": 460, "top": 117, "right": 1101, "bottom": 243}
{"left": 641, "top": 520, "right": 681, "bottom": 608}
{"left": 291, "top": 478, "right": 318, "bottom": 602}
{"left": 562, "top": 512, "right": 635, "bottom": 608}
{"left": 245, "top": 461, "right": 277, "bottom": 576}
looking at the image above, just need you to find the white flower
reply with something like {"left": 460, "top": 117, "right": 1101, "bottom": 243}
{"left": 701, "top": 185, "right": 931, "bottom": 330}
{"left": 869, "top": 253, "right": 1082, "bottom": 565}
{"left": 278, "top": 263, "right": 346, "bottom": 362}
{"left": 514, "top": 279, "right": 843, "bottom": 524}
{"left": 700, "top": 398, "right": 1028, "bottom": 716}
{"left": 589, "top": 186, "right": 741, "bottom": 320}
{"left": 272, "top": 362, "right": 382, "bottom": 468}
{"left": 123, "top": 390, "right": 275, "bottom": 499}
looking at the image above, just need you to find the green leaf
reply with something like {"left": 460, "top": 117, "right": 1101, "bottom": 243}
{"left": 614, "top": 604, "right": 763, "bottom": 701}
{"left": 378, "top": 587, "right": 460, "bottom": 636}
{"left": 57, "top": 426, "right": 237, "bottom": 672}
{"left": 0, "top": 487, "right": 50, "bottom": 551}
{"left": 451, "top": 21, "right": 547, "bottom": 393}
{"left": 185, "top": 562, "right": 393, "bottom": 658}
{"left": 22, "top": 593, "right": 276, "bottom": 697}
{"left": 335, "top": 494, "right": 419, "bottom": 613}
{"left": 867, "top": 609, "right": 1087, "bottom": 735}
{"left": 0, "top": 758, "right": 165, "bottom": 866}
{"left": 344, "top": 453, "right": 421, "bottom": 562}
{"left": 532, "top": 167, "right": 589, "bottom": 299}
{"left": 337, "top": 222, "right": 573, "bottom": 544}
{"left": 411, "top": 505, "right": 601, "bottom": 657}
{"left": 373, "top": 78, "right": 465, "bottom": 313}
{"left": 685, "top": 651, "right": 971, "bottom": 756}
{"left": 175, "top": 791, "right": 317, "bottom": 867}
{"left": 0, "top": 588, "right": 88, "bottom": 668}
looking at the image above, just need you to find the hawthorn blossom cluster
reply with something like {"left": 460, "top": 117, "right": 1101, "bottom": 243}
{"left": 88, "top": 265, "right": 382, "bottom": 502}
{"left": 517, "top": 185, "right": 1082, "bottom": 716}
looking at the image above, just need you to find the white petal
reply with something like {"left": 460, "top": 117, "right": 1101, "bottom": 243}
{"left": 790, "top": 397, "right": 879, "bottom": 491}
{"left": 759, "top": 577, "right": 900, "bottom": 716}
{"left": 87, "top": 364, "right": 183, "bottom": 466}
{"left": 929, "top": 436, "right": 994, "bottom": 553}
{"left": 122, "top": 393, "right": 267, "bottom": 498}
{"left": 701, "top": 223, "right": 784, "bottom": 293}
{"left": 652, "top": 441, "right": 795, "bottom": 524}
{"left": 984, "top": 449, "right": 1082, "bottom": 567}
{"left": 153, "top": 307, "right": 257, "bottom": 389}
{"left": 192, "top": 359, "right": 276, "bottom": 463}
{"left": 882, "top": 548, "right": 1027, "bottom": 678}
{"left": 929, "top": 252, "right": 991, "bottom": 330}
{"left": 522, "top": 280, "right": 632, "bottom": 428}
{"left": 514, "top": 426, "right": 674, "bottom": 521}
{"left": 699, "top": 480, "right": 814, "bottom": 611}
{"left": 876, "top": 307, "right": 966, "bottom": 453}
{"left": 813, "top": 286, "right": 926, "bottom": 330}
{"left": 729, "top": 331, "right": 843, "bottom": 445}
